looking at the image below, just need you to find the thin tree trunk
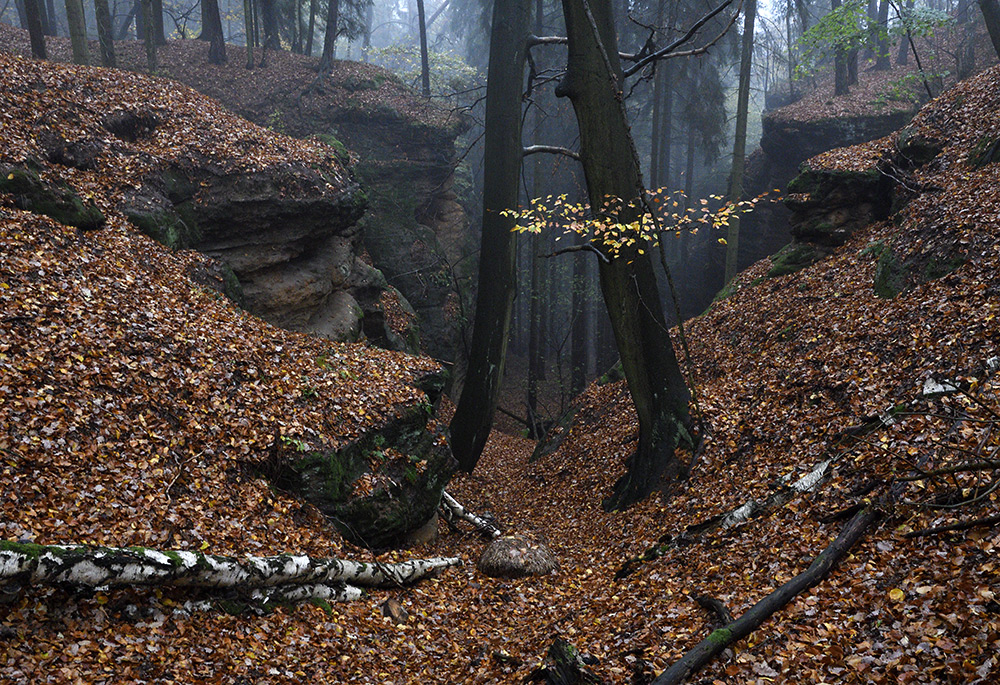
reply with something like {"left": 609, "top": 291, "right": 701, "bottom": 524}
{"left": 151, "top": 0, "right": 165, "bottom": 44}
{"left": 305, "top": 0, "right": 316, "bottom": 56}
{"left": 44, "top": 0, "right": 56, "bottom": 35}
{"left": 724, "top": 0, "right": 755, "bottom": 284}
{"left": 416, "top": 0, "right": 431, "bottom": 96}
{"left": 64, "top": 0, "right": 90, "bottom": 64}
{"left": 94, "top": 0, "right": 115, "bottom": 66}
{"left": 649, "top": 0, "right": 666, "bottom": 188}
{"left": 23, "top": 0, "right": 47, "bottom": 58}
{"left": 116, "top": 1, "right": 135, "bottom": 39}
{"left": 571, "top": 248, "right": 588, "bottom": 395}
{"left": 897, "top": 0, "right": 914, "bottom": 65}
{"left": 832, "top": 0, "right": 849, "bottom": 93}
{"left": 450, "top": 0, "right": 531, "bottom": 471}
{"left": 956, "top": 0, "right": 975, "bottom": 78}
{"left": 14, "top": 0, "right": 29, "bottom": 29}
{"left": 874, "top": 0, "right": 890, "bottom": 70}
{"left": 243, "top": 0, "right": 254, "bottom": 67}
{"left": 557, "top": 0, "right": 692, "bottom": 510}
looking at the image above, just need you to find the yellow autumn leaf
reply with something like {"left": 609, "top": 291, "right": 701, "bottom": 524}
{"left": 718, "top": 238, "right": 727, "bottom": 245}
{"left": 889, "top": 588, "right": 905, "bottom": 601}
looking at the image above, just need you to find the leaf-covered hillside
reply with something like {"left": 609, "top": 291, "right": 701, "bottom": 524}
{"left": 1, "top": 45, "right": 999, "bottom": 685}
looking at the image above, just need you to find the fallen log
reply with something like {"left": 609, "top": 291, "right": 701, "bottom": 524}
{"left": 652, "top": 505, "right": 880, "bottom": 684}
{"left": 0, "top": 540, "right": 461, "bottom": 606}
{"left": 441, "top": 490, "right": 502, "bottom": 539}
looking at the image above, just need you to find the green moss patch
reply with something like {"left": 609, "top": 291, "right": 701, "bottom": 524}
{"left": 1, "top": 167, "right": 105, "bottom": 231}
{"left": 768, "top": 242, "right": 821, "bottom": 278}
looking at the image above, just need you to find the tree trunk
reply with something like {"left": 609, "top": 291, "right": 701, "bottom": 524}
{"left": 151, "top": 0, "right": 165, "bottom": 44}
{"left": 141, "top": 0, "right": 157, "bottom": 71}
{"left": 318, "top": 0, "right": 340, "bottom": 73}
{"left": 648, "top": 0, "right": 667, "bottom": 188}
{"left": 259, "top": 0, "right": 280, "bottom": 49}
{"left": 14, "top": 0, "right": 29, "bottom": 30}
{"left": 556, "top": 0, "right": 692, "bottom": 510}
{"left": 832, "top": 0, "right": 849, "bottom": 94}
{"left": 306, "top": 0, "right": 316, "bottom": 56}
{"left": 956, "top": 0, "right": 976, "bottom": 78}
{"left": 44, "top": 0, "right": 56, "bottom": 35}
{"left": 874, "top": 0, "right": 890, "bottom": 70}
{"left": 64, "top": 0, "right": 90, "bottom": 64}
{"left": 93, "top": 0, "right": 115, "bottom": 66}
{"left": 416, "top": 0, "right": 431, "bottom": 96}
{"left": 243, "top": 0, "right": 254, "bottom": 67}
{"left": 0, "top": 541, "right": 460, "bottom": 603}
{"left": 202, "top": 0, "right": 227, "bottom": 64}
{"left": 981, "top": 0, "right": 1000, "bottom": 61}
{"left": 571, "top": 247, "right": 588, "bottom": 396}
{"left": 449, "top": 0, "right": 531, "bottom": 472}
{"left": 724, "top": 0, "right": 755, "bottom": 284}
{"left": 116, "top": 1, "right": 136, "bottom": 40}
{"left": 896, "top": 0, "right": 914, "bottom": 65}
{"left": 847, "top": 47, "right": 858, "bottom": 85}
{"left": 23, "top": 0, "right": 47, "bottom": 58}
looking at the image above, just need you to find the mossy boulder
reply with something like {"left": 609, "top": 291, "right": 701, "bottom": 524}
{"left": 0, "top": 165, "right": 105, "bottom": 231}
{"left": 265, "top": 370, "right": 456, "bottom": 549}
{"left": 768, "top": 242, "right": 822, "bottom": 278}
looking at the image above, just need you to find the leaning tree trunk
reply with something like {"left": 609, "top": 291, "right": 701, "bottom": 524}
{"left": 64, "top": 0, "right": 90, "bottom": 64}
{"left": 0, "top": 541, "right": 460, "bottom": 606}
{"left": 23, "top": 0, "right": 47, "bottom": 58}
{"left": 724, "top": 0, "right": 755, "bottom": 284}
{"left": 93, "top": 0, "right": 115, "bottom": 66}
{"left": 449, "top": 0, "right": 531, "bottom": 472}
{"left": 981, "top": 0, "right": 1000, "bottom": 61}
{"left": 556, "top": 0, "right": 692, "bottom": 511}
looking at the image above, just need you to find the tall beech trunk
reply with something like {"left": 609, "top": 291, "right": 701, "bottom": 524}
{"left": 44, "top": 0, "right": 56, "bottom": 35}
{"left": 571, "top": 248, "right": 588, "bottom": 395}
{"left": 306, "top": 0, "right": 316, "bottom": 56}
{"left": 64, "top": 0, "right": 90, "bottom": 64}
{"left": 201, "top": 0, "right": 226, "bottom": 63}
{"left": 874, "top": 0, "right": 890, "bottom": 70}
{"left": 151, "top": 0, "right": 166, "bottom": 45}
{"left": 724, "top": 0, "right": 755, "bottom": 284}
{"left": 15, "top": 0, "right": 29, "bottom": 29}
{"left": 259, "top": 0, "right": 280, "bottom": 49}
{"left": 832, "top": 0, "right": 848, "bottom": 94}
{"left": 140, "top": 0, "right": 157, "bottom": 71}
{"left": 23, "top": 0, "right": 47, "bottom": 57}
{"left": 449, "top": 0, "right": 531, "bottom": 472}
{"left": 243, "top": 0, "right": 254, "bottom": 67}
{"left": 0, "top": 541, "right": 460, "bottom": 604}
{"left": 94, "top": 0, "right": 115, "bottom": 66}
{"left": 981, "top": 0, "right": 1000, "bottom": 61}
{"left": 556, "top": 0, "right": 692, "bottom": 510}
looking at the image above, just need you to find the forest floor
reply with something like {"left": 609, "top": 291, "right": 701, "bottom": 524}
{"left": 2, "top": 27, "right": 1000, "bottom": 685}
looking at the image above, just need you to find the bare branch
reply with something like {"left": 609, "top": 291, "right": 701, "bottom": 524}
{"left": 527, "top": 34, "right": 568, "bottom": 47}
{"left": 523, "top": 144, "right": 581, "bottom": 160}
{"left": 541, "top": 243, "right": 610, "bottom": 263}
{"left": 623, "top": 0, "right": 738, "bottom": 77}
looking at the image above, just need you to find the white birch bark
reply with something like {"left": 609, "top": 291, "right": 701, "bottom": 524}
{"left": 440, "top": 491, "right": 502, "bottom": 539}
{"left": 0, "top": 541, "right": 460, "bottom": 596}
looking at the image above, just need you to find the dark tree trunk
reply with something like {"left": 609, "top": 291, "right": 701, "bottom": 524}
{"left": 527, "top": 0, "right": 548, "bottom": 438}
{"left": 570, "top": 248, "right": 588, "bottom": 396}
{"left": 65, "top": 0, "right": 90, "bottom": 64}
{"left": 259, "top": 0, "right": 280, "bottom": 49}
{"left": 14, "top": 0, "right": 29, "bottom": 30}
{"left": 151, "top": 0, "right": 165, "bottom": 44}
{"left": 847, "top": 47, "right": 858, "bottom": 86}
{"left": 981, "top": 0, "right": 1000, "bottom": 61}
{"left": 896, "top": 0, "right": 914, "bottom": 65}
{"left": 416, "top": 0, "right": 431, "bottom": 96}
{"left": 202, "top": 0, "right": 227, "bottom": 63}
{"left": 94, "top": 0, "right": 115, "bottom": 66}
{"left": 725, "top": 0, "right": 755, "bottom": 283}
{"left": 44, "top": 0, "right": 56, "bottom": 35}
{"left": 141, "top": 0, "right": 157, "bottom": 70}
{"left": 318, "top": 0, "right": 340, "bottom": 72}
{"left": 832, "top": 0, "right": 849, "bottom": 94}
{"left": 556, "top": 0, "right": 692, "bottom": 510}
{"left": 305, "top": 0, "right": 316, "bottom": 56}
{"left": 956, "top": 0, "right": 975, "bottom": 78}
{"left": 874, "top": 0, "right": 890, "bottom": 70}
{"left": 449, "top": 0, "right": 531, "bottom": 472}
{"left": 23, "top": 0, "right": 47, "bottom": 58}
{"left": 243, "top": 0, "right": 254, "bottom": 67}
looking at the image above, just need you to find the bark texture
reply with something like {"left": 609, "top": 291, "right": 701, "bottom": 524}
{"left": 449, "top": 0, "right": 531, "bottom": 471}
{"left": 556, "top": 0, "right": 692, "bottom": 510}
{"left": 981, "top": 0, "right": 1000, "bottom": 60}
{"left": 64, "top": 0, "right": 89, "bottom": 65}
{"left": 0, "top": 541, "right": 460, "bottom": 601}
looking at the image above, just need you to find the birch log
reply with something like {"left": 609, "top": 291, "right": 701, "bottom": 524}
{"left": 0, "top": 541, "right": 460, "bottom": 601}
{"left": 440, "top": 491, "right": 502, "bottom": 539}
